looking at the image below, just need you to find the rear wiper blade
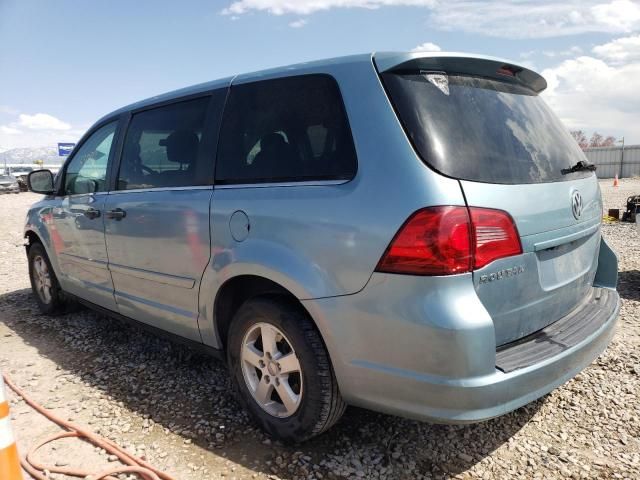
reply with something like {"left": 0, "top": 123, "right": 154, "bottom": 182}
{"left": 561, "top": 160, "right": 597, "bottom": 175}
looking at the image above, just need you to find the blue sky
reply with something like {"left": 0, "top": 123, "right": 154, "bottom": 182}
{"left": 1, "top": 0, "right": 639, "bottom": 150}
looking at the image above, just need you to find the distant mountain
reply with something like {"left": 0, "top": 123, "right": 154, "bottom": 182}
{"left": 0, "top": 147, "right": 64, "bottom": 166}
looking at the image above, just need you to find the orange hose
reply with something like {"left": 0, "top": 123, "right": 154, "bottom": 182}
{"left": 3, "top": 373, "right": 176, "bottom": 480}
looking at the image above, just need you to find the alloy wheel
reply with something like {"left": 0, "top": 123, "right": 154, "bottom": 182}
{"left": 240, "top": 322, "right": 303, "bottom": 418}
{"left": 32, "top": 255, "right": 52, "bottom": 304}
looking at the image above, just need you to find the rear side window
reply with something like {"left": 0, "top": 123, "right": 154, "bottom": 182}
{"left": 118, "top": 97, "right": 210, "bottom": 190}
{"left": 216, "top": 74, "right": 357, "bottom": 184}
{"left": 381, "top": 72, "right": 592, "bottom": 184}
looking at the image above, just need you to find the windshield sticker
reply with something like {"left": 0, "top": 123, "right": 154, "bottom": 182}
{"left": 422, "top": 71, "right": 449, "bottom": 96}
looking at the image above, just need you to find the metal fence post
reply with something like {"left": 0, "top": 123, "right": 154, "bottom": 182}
{"left": 618, "top": 137, "right": 625, "bottom": 179}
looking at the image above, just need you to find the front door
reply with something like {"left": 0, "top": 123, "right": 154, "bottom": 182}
{"left": 103, "top": 96, "right": 215, "bottom": 341}
{"left": 53, "top": 120, "right": 118, "bottom": 310}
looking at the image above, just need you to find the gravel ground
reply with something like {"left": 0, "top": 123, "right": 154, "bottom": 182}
{"left": 1, "top": 180, "right": 639, "bottom": 480}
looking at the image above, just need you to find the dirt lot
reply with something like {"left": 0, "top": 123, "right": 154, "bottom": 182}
{"left": 1, "top": 180, "right": 639, "bottom": 480}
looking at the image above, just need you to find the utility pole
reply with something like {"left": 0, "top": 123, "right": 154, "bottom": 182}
{"left": 618, "top": 137, "right": 625, "bottom": 178}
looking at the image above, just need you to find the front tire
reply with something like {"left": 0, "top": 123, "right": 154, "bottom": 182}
{"left": 227, "top": 297, "right": 346, "bottom": 443}
{"left": 28, "top": 242, "right": 64, "bottom": 314}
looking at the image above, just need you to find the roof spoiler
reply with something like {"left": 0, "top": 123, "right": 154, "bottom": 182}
{"left": 373, "top": 52, "right": 547, "bottom": 93}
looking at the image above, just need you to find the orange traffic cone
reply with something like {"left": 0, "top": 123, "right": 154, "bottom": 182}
{"left": 0, "top": 373, "right": 23, "bottom": 480}
{"left": 613, "top": 174, "right": 619, "bottom": 187}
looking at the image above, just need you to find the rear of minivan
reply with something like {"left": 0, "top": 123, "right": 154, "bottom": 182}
{"left": 302, "top": 52, "right": 619, "bottom": 424}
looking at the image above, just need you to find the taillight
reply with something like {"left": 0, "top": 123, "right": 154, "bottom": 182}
{"left": 470, "top": 208, "right": 522, "bottom": 269}
{"left": 376, "top": 206, "right": 472, "bottom": 275}
{"left": 376, "top": 206, "right": 521, "bottom": 276}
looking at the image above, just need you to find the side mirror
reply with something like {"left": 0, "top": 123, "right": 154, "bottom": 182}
{"left": 27, "top": 170, "right": 55, "bottom": 194}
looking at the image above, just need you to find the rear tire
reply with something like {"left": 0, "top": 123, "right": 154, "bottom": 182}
{"left": 28, "top": 242, "right": 65, "bottom": 314}
{"left": 227, "top": 297, "right": 346, "bottom": 443}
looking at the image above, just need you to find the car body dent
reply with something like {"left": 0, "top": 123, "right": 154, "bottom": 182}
{"left": 301, "top": 269, "right": 618, "bottom": 424}
{"left": 304, "top": 272, "right": 497, "bottom": 384}
{"left": 594, "top": 237, "right": 618, "bottom": 289}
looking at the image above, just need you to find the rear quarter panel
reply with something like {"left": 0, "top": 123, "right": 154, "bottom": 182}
{"left": 197, "top": 56, "right": 467, "bottom": 347}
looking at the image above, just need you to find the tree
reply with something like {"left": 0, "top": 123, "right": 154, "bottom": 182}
{"left": 33, "top": 159, "right": 44, "bottom": 167}
{"left": 570, "top": 130, "right": 589, "bottom": 150}
{"left": 589, "top": 132, "right": 603, "bottom": 147}
{"left": 571, "top": 131, "right": 618, "bottom": 150}
{"left": 600, "top": 136, "right": 616, "bottom": 147}
{"left": 589, "top": 132, "right": 616, "bottom": 148}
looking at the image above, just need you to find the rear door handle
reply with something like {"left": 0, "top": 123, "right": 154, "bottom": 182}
{"left": 84, "top": 208, "right": 101, "bottom": 219}
{"left": 106, "top": 208, "right": 126, "bottom": 220}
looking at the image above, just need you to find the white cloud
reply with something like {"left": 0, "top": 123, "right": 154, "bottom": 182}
{"left": 222, "top": 1, "right": 640, "bottom": 38}
{"left": 542, "top": 46, "right": 583, "bottom": 58}
{"left": 542, "top": 36, "right": 640, "bottom": 142}
{"left": 429, "top": 1, "right": 640, "bottom": 38}
{"left": 223, "top": 0, "right": 436, "bottom": 16}
{"left": 591, "top": 0, "right": 640, "bottom": 31}
{"left": 0, "top": 130, "right": 80, "bottom": 150}
{"left": 592, "top": 34, "right": 640, "bottom": 64}
{"left": 18, "top": 113, "right": 71, "bottom": 131}
{"left": 0, "top": 111, "right": 80, "bottom": 149}
{"left": 289, "top": 18, "right": 308, "bottom": 28}
{"left": 0, "top": 126, "right": 21, "bottom": 135}
{"left": 0, "top": 128, "right": 82, "bottom": 150}
{"left": 412, "top": 42, "right": 441, "bottom": 52}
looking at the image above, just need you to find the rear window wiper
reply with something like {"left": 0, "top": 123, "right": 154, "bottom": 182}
{"left": 561, "top": 160, "right": 597, "bottom": 175}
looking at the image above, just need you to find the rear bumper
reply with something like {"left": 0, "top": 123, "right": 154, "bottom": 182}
{"left": 303, "top": 274, "right": 619, "bottom": 424}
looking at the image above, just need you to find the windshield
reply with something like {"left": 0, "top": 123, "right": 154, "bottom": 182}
{"left": 381, "top": 72, "right": 592, "bottom": 184}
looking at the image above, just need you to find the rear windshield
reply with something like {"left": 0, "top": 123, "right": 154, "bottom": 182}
{"left": 381, "top": 72, "right": 592, "bottom": 184}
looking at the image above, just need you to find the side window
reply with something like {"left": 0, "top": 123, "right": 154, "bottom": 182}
{"left": 118, "top": 97, "right": 210, "bottom": 190}
{"left": 64, "top": 121, "right": 117, "bottom": 195}
{"left": 216, "top": 74, "right": 357, "bottom": 184}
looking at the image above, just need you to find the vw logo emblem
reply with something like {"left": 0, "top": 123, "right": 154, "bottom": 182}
{"left": 571, "top": 190, "right": 583, "bottom": 219}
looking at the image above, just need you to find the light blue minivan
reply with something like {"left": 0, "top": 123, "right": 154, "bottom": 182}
{"left": 25, "top": 52, "right": 619, "bottom": 442}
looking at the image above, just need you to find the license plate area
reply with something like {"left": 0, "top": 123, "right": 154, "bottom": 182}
{"left": 536, "top": 232, "right": 599, "bottom": 291}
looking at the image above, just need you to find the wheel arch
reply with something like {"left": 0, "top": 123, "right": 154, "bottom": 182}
{"left": 24, "top": 227, "right": 64, "bottom": 282}
{"left": 24, "top": 229, "right": 42, "bottom": 252}
{"left": 212, "top": 274, "right": 314, "bottom": 350}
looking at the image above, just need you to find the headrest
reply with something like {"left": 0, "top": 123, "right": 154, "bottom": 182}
{"left": 164, "top": 130, "right": 199, "bottom": 164}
